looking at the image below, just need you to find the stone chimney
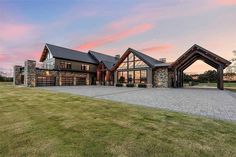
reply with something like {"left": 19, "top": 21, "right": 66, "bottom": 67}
{"left": 24, "top": 60, "right": 36, "bottom": 87}
{"left": 13, "top": 65, "right": 23, "bottom": 85}
{"left": 115, "top": 55, "right": 120, "bottom": 61}
{"left": 159, "top": 58, "right": 166, "bottom": 63}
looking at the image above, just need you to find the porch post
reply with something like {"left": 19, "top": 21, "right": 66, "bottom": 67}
{"left": 217, "top": 65, "right": 224, "bottom": 90}
{"left": 174, "top": 69, "right": 177, "bottom": 88}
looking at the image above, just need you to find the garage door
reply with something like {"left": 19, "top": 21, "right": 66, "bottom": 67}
{"left": 37, "top": 76, "right": 56, "bottom": 86}
{"left": 76, "top": 77, "right": 86, "bottom": 85}
{"left": 61, "top": 77, "right": 74, "bottom": 86}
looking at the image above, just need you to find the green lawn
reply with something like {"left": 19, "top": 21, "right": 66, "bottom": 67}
{"left": 197, "top": 82, "right": 236, "bottom": 87}
{"left": 0, "top": 83, "right": 236, "bottom": 157}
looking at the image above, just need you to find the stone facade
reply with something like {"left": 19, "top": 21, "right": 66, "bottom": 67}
{"left": 13, "top": 65, "right": 23, "bottom": 85}
{"left": 24, "top": 60, "right": 36, "bottom": 87}
{"left": 153, "top": 67, "right": 169, "bottom": 88}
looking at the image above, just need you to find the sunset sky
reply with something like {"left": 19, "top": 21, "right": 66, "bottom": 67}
{"left": 0, "top": 0, "right": 236, "bottom": 76}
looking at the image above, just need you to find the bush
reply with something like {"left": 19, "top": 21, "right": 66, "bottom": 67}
{"left": 118, "top": 76, "right": 125, "bottom": 83}
{"left": 116, "top": 83, "right": 123, "bottom": 87}
{"left": 126, "top": 83, "right": 134, "bottom": 87}
{"left": 138, "top": 83, "right": 147, "bottom": 88}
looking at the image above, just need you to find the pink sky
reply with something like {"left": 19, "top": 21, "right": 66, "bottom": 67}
{"left": 0, "top": 0, "right": 236, "bottom": 76}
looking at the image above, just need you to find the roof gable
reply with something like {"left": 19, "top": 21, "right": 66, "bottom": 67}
{"left": 40, "top": 44, "right": 98, "bottom": 64}
{"left": 88, "top": 50, "right": 117, "bottom": 70}
{"left": 88, "top": 50, "right": 116, "bottom": 63}
{"left": 111, "top": 48, "right": 165, "bottom": 71}
{"left": 172, "top": 44, "right": 231, "bottom": 69}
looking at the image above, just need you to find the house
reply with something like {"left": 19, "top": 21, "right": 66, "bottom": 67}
{"left": 13, "top": 44, "right": 231, "bottom": 90}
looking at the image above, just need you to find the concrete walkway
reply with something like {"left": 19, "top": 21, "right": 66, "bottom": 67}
{"left": 40, "top": 86, "right": 236, "bottom": 122}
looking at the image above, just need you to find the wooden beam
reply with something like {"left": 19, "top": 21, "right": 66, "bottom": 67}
{"left": 217, "top": 65, "right": 224, "bottom": 90}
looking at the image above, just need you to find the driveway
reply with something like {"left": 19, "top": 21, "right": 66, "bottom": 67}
{"left": 40, "top": 86, "right": 236, "bottom": 122}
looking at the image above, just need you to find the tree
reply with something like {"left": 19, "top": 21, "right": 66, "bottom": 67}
{"left": 198, "top": 70, "right": 217, "bottom": 83}
{"left": 183, "top": 73, "right": 193, "bottom": 83}
{"left": 225, "top": 50, "right": 236, "bottom": 73}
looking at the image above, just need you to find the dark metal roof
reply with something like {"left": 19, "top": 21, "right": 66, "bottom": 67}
{"left": 127, "top": 48, "right": 165, "bottom": 68}
{"left": 88, "top": 50, "right": 116, "bottom": 63}
{"left": 88, "top": 50, "right": 117, "bottom": 70}
{"left": 112, "top": 48, "right": 167, "bottom": 71}
{"left": 45, "top": 44, "right": 97, "bottom": 64}
{"left": 102, "top": 60, "right": 116, "bottom": 70}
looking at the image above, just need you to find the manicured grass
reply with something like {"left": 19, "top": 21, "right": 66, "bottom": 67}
{"left": 0, "top": 83, "right": 236, "bottom": 157}
{"left": 197, "top": 82, "right": 236, "bottom": 87}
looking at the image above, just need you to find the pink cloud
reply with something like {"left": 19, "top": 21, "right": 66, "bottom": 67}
{"left": 0, "top": 23, "right": 34, "bottom": 41}
{"left": 77, "top": 23, "right": 154, "bottom": 50}
{"left": 140, "top": 44, "right": 173, "bottom": 53}
{"left": 216, "top": 0, "right": 236, "bottom": 5}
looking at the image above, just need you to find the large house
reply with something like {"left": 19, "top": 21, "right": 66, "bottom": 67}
{"left": 13, "top": 43, "right": 231, "bottom": 90}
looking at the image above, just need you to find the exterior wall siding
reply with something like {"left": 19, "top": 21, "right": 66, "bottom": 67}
{"left": 54, "top": 58, "right": 97, "bottom": 72}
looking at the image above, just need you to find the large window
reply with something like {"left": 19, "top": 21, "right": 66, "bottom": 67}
{"left": 117, "top": 70, "right": 147, "bottom": 83}
{"left": 117, "top": 53, "right": 148, "bottom": 84}
{"left": 117, "top": 53, "right": 148, "bottom": 70}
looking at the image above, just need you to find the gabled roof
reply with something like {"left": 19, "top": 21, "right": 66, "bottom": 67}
{"left": 171, "top": 44, "right": 231, "bottom": 68}
{"left": 130, "top": 48, "right": 165, "bottom": 67}
{"left": 88, "top": 50, "right": 117, "bottom": 70}
{"left": 102, "top": 60, "right": 116, "bottom": 70}
{"left": 112, "top": 48, "right": 166, "bottom": 71}
{"left": 88, "top": 50, "right": 116, "bottom": 63}
{"left": 40, "top": 43, "right": 97, "bottom": 64}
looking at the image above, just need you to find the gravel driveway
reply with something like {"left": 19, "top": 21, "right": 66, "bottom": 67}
{"left": 40, "top": 86, "right": 236, "bottom": 122}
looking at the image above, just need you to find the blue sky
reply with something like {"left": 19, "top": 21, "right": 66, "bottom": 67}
{"left": 0, "top": 0, "right": 236, "bottom": 75}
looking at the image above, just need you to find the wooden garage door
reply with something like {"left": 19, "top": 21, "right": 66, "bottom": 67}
{"left": 76, "top": 77, "right": 86, "bottom": 85}
{"left": 37, "top": 76, "right": 56, "bottom": 86}
{"left": 61, "top": 77, "right": 74, "bottom": 86}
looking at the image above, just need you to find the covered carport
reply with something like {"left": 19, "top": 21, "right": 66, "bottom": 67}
{"left": 172, "top": 44, "right": 231, "bottom": 90}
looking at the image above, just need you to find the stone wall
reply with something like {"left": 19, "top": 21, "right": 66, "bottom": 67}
{"left": 24, "top": 60, "right": 36, "bottom": 87}
{"left": 13, "top": 65, "right": 23, "bottom": 85}
{"left": 153, "top": 67, "right": 169, "bottom": 88}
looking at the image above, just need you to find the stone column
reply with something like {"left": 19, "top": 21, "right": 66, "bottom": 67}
{"left": 154, "top": 67, "right": 168, "bottom": 88}
{"left": 13, "top": 65, "right": 23, "bottom": 85}
{"left": 24, "top": 60, "right": 36, "bottom": 87}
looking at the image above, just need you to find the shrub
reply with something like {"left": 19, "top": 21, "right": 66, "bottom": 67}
{"left": 116, "top": 83, "right": 123, "bottom": 87}
{"left": 118, "top": 77, "right": 125, "bottom": 83}
{"left": 138, "top": 83, "right": 147, "bottom": 88}
{"left": 126, "top": 83, "right": 134, "bottom": 87}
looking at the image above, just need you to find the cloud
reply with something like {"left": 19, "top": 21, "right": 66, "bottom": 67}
{"left": 0, "top": 24, "right": 34, "bottom": 42}
{"left": 216, "top": 0, "right": 236, "bottom": 5}
{"left": 140, "top": 44, "right": 173, "bottom": 53}
{"left": 77, "top": 23, "right": 154, "bottom": 50}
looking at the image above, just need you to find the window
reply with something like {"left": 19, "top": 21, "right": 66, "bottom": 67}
{"left": 128, "top": 71, "right": 134, "bottom": 83}
{"left": 60, "top": 61, "right": 65, "bottom": 69}
{"left": 116, "top": 52, "right": 149, "bottom": 84}
{"left": 134, "top": 70, "right": 140, "bottom": 83}
{"left": 81, "top": 64, "right": 90, "bottom": 71}
{"left": 66, "top": 63, "right": 72, "bottom": 69}
{"left": 140, "top": 70, "right": 147, "bottom": 83}
{"left": 60, "top": 61, "right": 72, "bottom": 69}
{"left": 46, "top": 52, "right": 53, "bottom": 60}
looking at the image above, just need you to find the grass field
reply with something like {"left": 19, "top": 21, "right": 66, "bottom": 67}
{"left": 0, "top": 83, "right": 236, "bottom": 157}
{"left": 196, "top": 82, "right": 236, "bottom": 87}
